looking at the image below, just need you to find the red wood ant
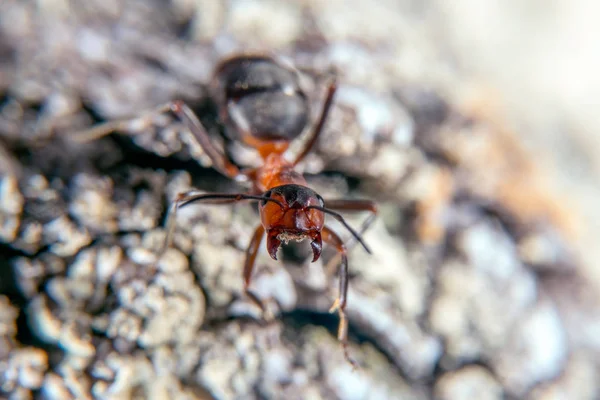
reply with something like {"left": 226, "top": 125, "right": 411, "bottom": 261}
{"left": 75, "top": 54, "right": 377, "bottom": 366}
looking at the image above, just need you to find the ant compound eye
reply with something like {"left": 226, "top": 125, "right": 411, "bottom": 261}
{"left": 261, "top": 190, "right": 272, "bottom": 206}
{"left": 316, "top": 194, "right": 325, "bottom": 207}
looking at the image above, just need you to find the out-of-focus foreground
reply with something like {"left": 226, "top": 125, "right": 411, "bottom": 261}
{"left": 1, "top": 1, "right": 599, "bottom": 399}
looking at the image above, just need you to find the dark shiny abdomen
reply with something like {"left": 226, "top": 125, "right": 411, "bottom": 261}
{"left": 213, "top": 56, "right": 310, "bottom": 144}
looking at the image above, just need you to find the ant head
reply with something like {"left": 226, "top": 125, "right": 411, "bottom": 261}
{"left": 259, "top": 184, "right": 325, "bottom": 262}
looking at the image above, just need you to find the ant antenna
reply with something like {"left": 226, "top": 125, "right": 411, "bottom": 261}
{"left": 306, "top": 205, "right": 372, "bottom": 254}
{"left": 177, "top": 193, "right": 284, "bottom": 209}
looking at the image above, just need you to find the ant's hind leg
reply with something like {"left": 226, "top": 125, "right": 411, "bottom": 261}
{"left": 157, "top": 189, "right": 205, "bottom": 262}
{"left": 169, "top": 101, "right": 244, "bottom": 181}
{"left": 72, "top": 101, "right": 244, "bottom": 181}
{"left": 243, "top": 225, "right": 272, "bottom": 320}
{"left": 292, "top": 73, "right": 338, "bottom": 166}
{"left": 322, "top": 226, "right": 357, "bottom": 368}
{"left": 71, "top": 103, "right": 174, "bottom": 143}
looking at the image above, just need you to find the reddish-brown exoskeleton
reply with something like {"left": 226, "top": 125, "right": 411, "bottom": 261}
{"left": 75, "top": 54, "right": 377, "bottom": 366}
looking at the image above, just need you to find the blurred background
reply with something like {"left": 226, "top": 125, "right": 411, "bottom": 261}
{"left": 0, "top": 1, "right": 599, "bottom": 399}
{"left": 433, "top": 0, "right": 600, "bottom": 283}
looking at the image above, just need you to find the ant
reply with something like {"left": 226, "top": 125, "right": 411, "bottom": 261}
{"left": 74, "top": 54, "right": 377, "bottom": 366}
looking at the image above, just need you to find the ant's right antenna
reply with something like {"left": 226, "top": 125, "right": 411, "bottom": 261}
{"left": 306, "top": 205, "right": 371, "bottom": 254}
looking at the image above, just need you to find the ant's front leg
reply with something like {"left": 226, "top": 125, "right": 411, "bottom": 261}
{"left": 322, "top": 226, "right": 358, "bottom": 369}
{"left": 72, "top": 101, "right": 245, "bottom": 182}
{"left": 242, "top": 224, "right": 273, "bottom": 320}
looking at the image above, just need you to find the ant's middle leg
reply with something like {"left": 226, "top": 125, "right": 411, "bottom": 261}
{"left": 72, "top": 101, "right": 244, "bottom": 181}
{"left": 70, "top": 103, "right": 174, "bottom": 143}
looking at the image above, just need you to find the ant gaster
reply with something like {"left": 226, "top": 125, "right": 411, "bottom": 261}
{"left": 76, "top": 54, "right": 377, "bottom": 366}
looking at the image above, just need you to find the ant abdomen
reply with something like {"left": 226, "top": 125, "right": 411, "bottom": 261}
{"left": 213, "top": 55, "right": 310, "bottom": 145}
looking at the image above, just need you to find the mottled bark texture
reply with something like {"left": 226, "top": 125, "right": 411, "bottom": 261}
{"left": 0, "top": 1, "right": 598, "bottom": 400}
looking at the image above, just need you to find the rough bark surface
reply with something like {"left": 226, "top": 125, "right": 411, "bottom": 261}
{"left": 1, "top": 1, "right": 598, "bottom": 400}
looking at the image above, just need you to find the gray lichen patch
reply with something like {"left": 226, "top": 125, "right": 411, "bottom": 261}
{"left": 0, "top": 296, "right": 18, "bottom": 360}
{"left": 15, "top": 239, "right": 208, "bottom": 398}
{"left": 0, "top": 175, "right": 24, "bottom": 243}
{"left": 1, "top": 346, "right": 48, "bottom": 396}
{"left": 0, "top": 295, "right": 50, "bottom": 398}
{"left": 528, "top": 351, "right": 599, "bottom": 400}
{"left": 69, "top": 173, "right": 120, "bottom": 233}
{"left": 434, "top": 365, "right": 503, "bottom": 400}
{"left": 98, "top": 248, "right": 206, "bottom": 348}
{"left": 192, "top": 320, "right": 426, "bottom": 400}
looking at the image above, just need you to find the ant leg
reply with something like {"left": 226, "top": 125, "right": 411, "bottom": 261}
{"left": 243, "top": 224, "right": 271, "bottom": 319}
{"left": 71, "top": 103, "right": 174, "bottom": 142}
{"left": 169, "top": 101, "right": 244, "bottom": 181}
{"left": 292, "top": 74, "right": 338, "bottom": 166}
{"left": 72, "top": 101, "right": 244, "bottom": 181}
{"left": 322, "top": 226, "right": 357, "bottom": 368}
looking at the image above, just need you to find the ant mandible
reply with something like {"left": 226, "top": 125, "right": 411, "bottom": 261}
{"left": 75, "top": 54, "right": 377, "bottom": 366}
